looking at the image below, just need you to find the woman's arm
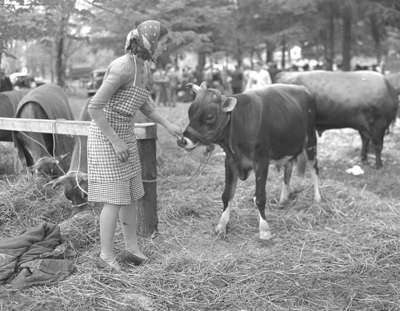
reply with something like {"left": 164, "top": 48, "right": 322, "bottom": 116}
{"left": 140, "top": 96, "right": 182, "bottom": 138}
{"left": 88, "top": 63, "right": 131, "bottom": 162}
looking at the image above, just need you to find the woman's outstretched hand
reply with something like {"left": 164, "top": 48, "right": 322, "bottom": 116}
{"left": 165, "top": 122, "right": 183, "bottom": 139}
{"left": 112, "top": 138, "right": 130, "bottom": 162}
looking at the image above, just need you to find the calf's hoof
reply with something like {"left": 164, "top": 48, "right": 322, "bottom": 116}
{"left": 314, "top": 194, "right": 322, "bottom": 203}
{"left": 278, "top": 198, "right": 289, "bottom": 207}
{"left": 215, "top": 225, "right": 227, "bottom": 238}
{"left": 259, "top": 230, "right": 272, "bottom": 241}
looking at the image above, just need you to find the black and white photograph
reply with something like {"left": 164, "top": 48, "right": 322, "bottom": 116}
{"left": 1, "top": 0, "right": 400, "bottom": 310}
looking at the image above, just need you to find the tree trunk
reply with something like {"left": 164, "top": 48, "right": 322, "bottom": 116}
{"left": 0, "top": 0, "right": 3, "bottom": 68}
{"left": 55, "top": 35, "right": 65, "bottom": 87}
{"left": 235, "top": 39, "right": 242, "bottom": 67}
{"left": 266, "top": 40, "right": 274, "bottom": 64}
{"left": 341, "top": 4, "right": 352, "bottom": 71}
{"left": 327, "top": 7, "right": 335, "bottom": 70}
{"left": 55, "top": 13, "right": 69, "bottom": 87}
{"left": 197, "top": 52, "right": 206, "bottom": 72}
{"left": 250, "top": 48, "right": 255, "bottom": 69}
{"left": 281, "top": 35, "right": 286, "bottom": 69}
{"left": 370, "top": 14, "right": 382, "bottom": 64}
{"left": 0, "top": 40, "right": 3, "bottom": 69}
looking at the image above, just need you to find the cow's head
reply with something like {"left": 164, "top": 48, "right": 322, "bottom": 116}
{"left": 45, "top": 171, "right": 88, "bottom": 207}
{"left": 178, "top": 81, "right": 237, "bottom": 150}
{"left": 31, "top": 153, "right": 69, "bottom": 178}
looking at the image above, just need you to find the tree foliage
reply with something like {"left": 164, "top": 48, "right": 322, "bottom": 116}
{"left": 2, "top": 0, "right": 400, "bottom": 76}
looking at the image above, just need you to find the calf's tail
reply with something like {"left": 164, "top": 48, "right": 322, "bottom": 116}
{"left": 295, "top": 150, "right": 307, "bottom": 178}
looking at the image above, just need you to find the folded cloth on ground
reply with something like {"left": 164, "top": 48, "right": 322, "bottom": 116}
{"left": 10, "top": 258, "right": 76, "bottom": 289}
{"left": 0, "top": 222, "right": 76, "bottom": 288}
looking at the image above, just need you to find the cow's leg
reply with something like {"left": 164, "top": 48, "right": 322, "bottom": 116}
{"left": 370, "top": 123, "right": 386, "bottom": 169}
{"left": 306, "top": 134, "right": 322, "bottom": 203}
{"left": 254, "top": 158, "right": 272, "bottom": 240}
{"left": 215, "top": 157, "right": 238, "bottom": 236}
{"left": 308, "top": 158, "right": 321, "bottom": 202}
{"left": 279, "top": 161, "right": 293, "bottom": 204}
{"left": 359, "top": 130, "right": 370, "bottom": 164}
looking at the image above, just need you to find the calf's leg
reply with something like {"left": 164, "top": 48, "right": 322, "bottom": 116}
{"left": 215, "top": 158, "right": 238, "bottom": 236}
{"left": 254, "top": 158, "right": 272, "bottom": 240}
{"left": 359, "top": 130, "right": 370, "bottom": 164}
{"left": 306, "top": 133, "right": 321, "bottom": 203}
{"left": 370, "top": 122, "right": 387, "bottom": 169}
{"left": 279, "top": 161, "right": 293, "bottom": 204}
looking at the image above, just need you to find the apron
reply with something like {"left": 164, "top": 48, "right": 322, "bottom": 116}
{"left": 87, "top": 56, "right": 150, "bottom": 203}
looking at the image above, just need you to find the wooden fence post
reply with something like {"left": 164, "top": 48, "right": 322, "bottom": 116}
{"left": 137, "top": 124, "right": 158, "bottom": 237}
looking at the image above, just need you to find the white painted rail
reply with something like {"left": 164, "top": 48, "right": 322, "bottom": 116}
{"left": 0, "top": 117, "right": 156, "bottom": 139}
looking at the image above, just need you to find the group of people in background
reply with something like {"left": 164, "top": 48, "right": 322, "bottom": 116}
{"left": 150, "top": 58, "right": 389, "bottom": 108}
{"left": 150, "top": 60, "right": 280, "bottom": 106}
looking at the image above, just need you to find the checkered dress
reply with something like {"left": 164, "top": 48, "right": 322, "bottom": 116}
{"left": 87, "top": 83, "right": 150, "bottom": 205}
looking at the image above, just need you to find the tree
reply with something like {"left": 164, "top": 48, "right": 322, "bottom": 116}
{"left": 0, "top": 1, "right": 45, "bottom": 67}
{"left": 87, "top": 0, "right": 232, "bottom": 70}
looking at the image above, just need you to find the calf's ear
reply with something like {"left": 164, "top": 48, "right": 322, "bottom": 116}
{"left": 222, "top": 97, "right": 237, "bottom": 112}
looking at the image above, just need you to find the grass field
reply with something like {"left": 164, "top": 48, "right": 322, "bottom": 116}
{"left": 1, "top": 94, "right": 400, "bottom": 310}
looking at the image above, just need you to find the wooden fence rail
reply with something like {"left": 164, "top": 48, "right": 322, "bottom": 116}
{"left": 0, "top": 117, "right": 158, "bottom": 236}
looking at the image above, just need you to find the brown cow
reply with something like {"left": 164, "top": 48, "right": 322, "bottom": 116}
{"left": 276, "top": 70, "right": 399, "bottom": 168}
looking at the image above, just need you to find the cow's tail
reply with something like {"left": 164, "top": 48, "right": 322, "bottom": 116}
{"left": 384, "top": 78, "right": 399, "bottom": 134}
{"left": 295, "top": 150, "right": 307, "bottom": 178}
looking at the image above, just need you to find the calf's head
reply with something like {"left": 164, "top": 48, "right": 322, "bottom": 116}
{"left": 45, "top": 171, "right": 88, "bottom": 207}
{"left": 31, "top": 154, "right": 69, "bottom": 178}
{"left": 178, "top": 82, "right": 237, "bottom": 150}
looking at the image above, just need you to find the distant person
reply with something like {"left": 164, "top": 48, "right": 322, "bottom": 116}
{"left": 152, "top": 67, "right": 168, "bottom": 106}
{"left": 220, "top": 66, "right": 232, "bottom": 94}
{"left": 0, "top": 70, "right": 13, "bottom": 92}
{"left": 267, "top": 62, "right": 280, "bottom": 83}
{"left": 181, "top": 67, "right": 194, "bottom": 102}
{"left": 245, "top": 61, "right": 272, "bottom": 91}
{"left": 230, "top": 65, "right": 244, "bottom": 94}
{"left": 193, "top": 65, "right": 203, "bottom": 85}
{"left": 210, "top": 68, "right": 224, "bottom": 91}
{"left": 166, "top": 64, "right": 179, "bottom": 107}
{"left": 87, "top": 20, "right": 181, "bottom": 272}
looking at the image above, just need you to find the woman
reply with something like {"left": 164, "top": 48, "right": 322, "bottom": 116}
{"left": 88, "top": 20, "right": 181, "bottom": 272}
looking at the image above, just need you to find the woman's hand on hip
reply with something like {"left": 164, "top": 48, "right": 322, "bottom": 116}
{"left": 112, "top": 138, "right": 130, "bottom": 162}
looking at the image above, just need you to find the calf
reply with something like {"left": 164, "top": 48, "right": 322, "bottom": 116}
{"left": 178, "top": 82, "right": 321, "bottom": 240}
{"left": 42, "top": 102, "right": 90, "bottom": 207}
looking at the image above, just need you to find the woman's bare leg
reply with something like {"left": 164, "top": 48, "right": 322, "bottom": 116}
{"left": 99, "top": 203, "right": 122, "bottom": 271}
{"left": 119, "top": 200, "right": 147, "bottom": 260}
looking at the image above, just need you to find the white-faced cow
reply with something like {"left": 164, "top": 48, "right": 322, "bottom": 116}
{"left": 12, "top": 84, "right": 74, "bottom": 177}
{"left": 178, "top": 82, "right": 321, "bottom": 240}
{"left": 275, "top": 70, "right": 399, "bottom": 168}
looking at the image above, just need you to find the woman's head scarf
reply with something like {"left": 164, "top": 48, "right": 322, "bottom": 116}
{"left": 125, "top": 20, "right": 166, "bottom": 58}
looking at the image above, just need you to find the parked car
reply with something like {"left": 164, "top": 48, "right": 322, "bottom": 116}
{"left": 9, "top": 73, "right": 45, "bottom": 89}
{"left": 86, "top": 68, "right": 106, "bottom": 97}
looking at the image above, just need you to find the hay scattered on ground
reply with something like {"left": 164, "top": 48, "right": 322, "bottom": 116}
{"left": 1, "top": 102, "right": 400, "bottom": 310}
